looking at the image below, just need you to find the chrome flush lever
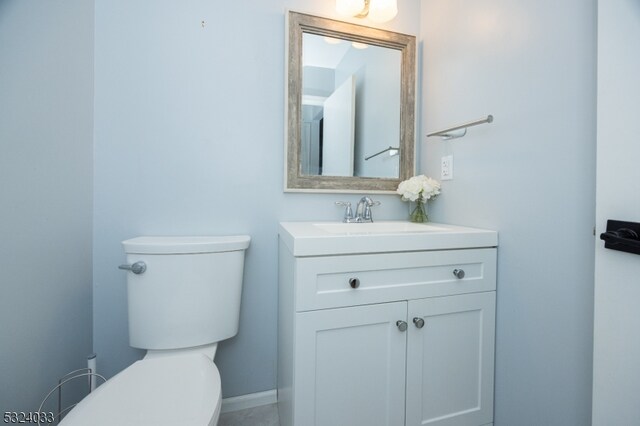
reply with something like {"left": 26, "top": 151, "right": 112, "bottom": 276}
{"left": 118, "top": 261, "right": 147, "bottom": 274}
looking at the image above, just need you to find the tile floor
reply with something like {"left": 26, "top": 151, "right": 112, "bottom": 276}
{"left": 218, "top": 403, "right": 280, "bottom": 426}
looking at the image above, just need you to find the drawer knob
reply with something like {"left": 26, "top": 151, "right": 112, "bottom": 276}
{"left": 453, "top": 268, "right": 465, "bottom": 279}
{"left": 413, "top": 317, "right": 425, "bottom": 329}
{"left": 396, "top": 320, "right": 408, "bottom": 332}
{"left": 349, "top": 277, "right": 360, "bottom": 289}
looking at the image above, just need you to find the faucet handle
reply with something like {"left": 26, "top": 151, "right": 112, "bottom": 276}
{"left": 359, "top": 196, "right": 381, "bottom": 207}
{"left": 335, "top": 201, "right": 353, "bottom": 222}
{"left": 363, "top": 199, "right": 381, "bottom": 221}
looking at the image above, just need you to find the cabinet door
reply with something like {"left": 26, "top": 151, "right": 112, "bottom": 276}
{"left": 406, "top": 292, "right": 495, "bottom": 426}
{"left": 295, "top": 302, "right": 407, "bottom": 426}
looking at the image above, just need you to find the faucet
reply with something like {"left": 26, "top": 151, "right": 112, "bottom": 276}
{"left": 336, "top": 196, "right": 381, "bottom": 223}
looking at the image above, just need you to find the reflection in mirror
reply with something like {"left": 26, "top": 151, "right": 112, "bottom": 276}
{"left": 301, "top": 33, "right": 402, "bottom": 178}
{"left": 286, "top": 11, "right": 416, "bottom": 192}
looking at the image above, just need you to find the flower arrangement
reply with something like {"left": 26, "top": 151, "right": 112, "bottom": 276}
{"left": 396, "top": 175, "right": 441, "bottom": 223}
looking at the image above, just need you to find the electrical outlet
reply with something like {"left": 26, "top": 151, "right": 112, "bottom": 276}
{"left": 441, "top": 155, "right": 453, "bottom": 180}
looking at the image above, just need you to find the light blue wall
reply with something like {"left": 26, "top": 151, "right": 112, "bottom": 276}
{"left": 421, "top": 1, "right": 596, "bottom": 425}
{"left": 93, "top": 0, "right": 421, "bottom": 397}
{"left": 0, "top": 0, "right": 94, "bottom": 412}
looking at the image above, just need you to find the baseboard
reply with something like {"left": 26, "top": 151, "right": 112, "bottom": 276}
{"left": 221, "top": 389, "right": 278, "bottom": 414}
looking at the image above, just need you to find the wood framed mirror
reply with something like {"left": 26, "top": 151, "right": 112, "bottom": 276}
{"left": 285, "top": 11, "right": 416, "bottom": 192}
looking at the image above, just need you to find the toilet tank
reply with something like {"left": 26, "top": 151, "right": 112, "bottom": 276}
{"left": 121, "top": 235, "right": 250, "bottom": 350}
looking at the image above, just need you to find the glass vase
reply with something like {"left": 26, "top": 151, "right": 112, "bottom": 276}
{"left": 409, "top": 200, "right": 428, "bottom": 223}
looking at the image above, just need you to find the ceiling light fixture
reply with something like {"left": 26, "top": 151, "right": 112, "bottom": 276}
{"left": 323, "top": 36, "right": 343, "bottom": 44}
{"left": 335, "top": 0, "right": 398, "bottom": 23}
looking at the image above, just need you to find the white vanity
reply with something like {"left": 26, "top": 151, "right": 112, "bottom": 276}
{"left": 277, "top": 221, "right": 498, "bottom": 426}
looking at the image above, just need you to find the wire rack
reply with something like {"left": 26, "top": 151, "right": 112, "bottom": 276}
{"left": 38, "top": 368, "right": 106, "bottom": 425}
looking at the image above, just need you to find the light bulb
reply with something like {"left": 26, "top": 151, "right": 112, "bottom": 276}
{"left": 324, "top": 36, "right": 343, "bottom": 45}
{"left": 367, "top": 0, "right": 397, "bottom": 23}
{"left": 336, "top": 0, "right": 366, "bottom": 17}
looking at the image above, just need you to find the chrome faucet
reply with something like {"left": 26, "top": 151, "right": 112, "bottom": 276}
{"left": 336, "top": 196, "right": 381, "bottom": 223}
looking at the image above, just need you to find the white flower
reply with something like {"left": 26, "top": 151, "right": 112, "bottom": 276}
{"left": 396, "top": 175, "right": 441, "bottom": 202}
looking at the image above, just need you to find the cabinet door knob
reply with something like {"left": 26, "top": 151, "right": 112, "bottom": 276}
{"left": 413, "top": 317, "right": 425, "bottom": 329}
{"left": 396, "top": 320, "right": 408, "bottom": 332}
{"left": 453, "top": 268, "right": 465, "bottom": 279}
{"left": 349, "top": 277, "right": 360, "bottom": 289}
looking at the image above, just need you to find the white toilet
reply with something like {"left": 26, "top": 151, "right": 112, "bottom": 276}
{"left": 61, "top": 235, "right": 251, "bottom": 426}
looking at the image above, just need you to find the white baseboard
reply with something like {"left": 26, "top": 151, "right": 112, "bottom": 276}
{"left": 221, "top": 389, "right": 277, "bottom": 414}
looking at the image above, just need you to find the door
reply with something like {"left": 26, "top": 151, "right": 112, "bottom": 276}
{"left": 406, "top": 292, "right": 495, "bottom": 426}
{"left": 294, "top": 302, "right": 407, "bottom": 426}
{"left": 593, "top": 0, "right": 640, "bottom": 423}
{"left": 321, "top": 75, "right": 355, "bottom": 176}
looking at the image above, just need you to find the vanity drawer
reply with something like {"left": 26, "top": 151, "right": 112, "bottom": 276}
{"left": 295, "top": 248, "right": 496, "bottom": 311}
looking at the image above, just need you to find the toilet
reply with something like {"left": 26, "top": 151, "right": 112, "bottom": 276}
{"left": 60, "top": 235, "right": 251, "bottom": 426}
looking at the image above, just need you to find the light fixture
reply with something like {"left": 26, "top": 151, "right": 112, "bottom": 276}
{"left": 335, "top": 0, "right": 398, "bottom": 23}
{"left": 367, "top": 0, "right": 398, "bottom": 23}
{"left": 351, "top": 41, "right": 369, "bottom": 49}
{"left": 335, "top": 0, "right": 367, "bottom": 17}
{"left": 323, "top": 36, "right": 343, "bottom": 44}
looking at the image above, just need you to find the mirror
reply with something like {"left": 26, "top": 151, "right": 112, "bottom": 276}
{"left": 286, "top": 11, "right": 416, "bottom": 192}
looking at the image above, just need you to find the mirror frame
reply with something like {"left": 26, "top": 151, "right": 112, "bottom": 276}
{"left": 285, "top": 11, "right": 416, "bottom": 193}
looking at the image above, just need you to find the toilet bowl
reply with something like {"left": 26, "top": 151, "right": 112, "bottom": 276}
{"left": 60, "top": 235, "right": 250, "bottom": 426}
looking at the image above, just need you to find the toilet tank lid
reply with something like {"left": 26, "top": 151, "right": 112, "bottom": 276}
{"left": 122, "top": 235, "right": 250, "bottom": 254}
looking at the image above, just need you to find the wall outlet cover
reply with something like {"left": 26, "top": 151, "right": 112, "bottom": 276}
{"left": 441, "top": 155, "right": 453, "bottom": 180}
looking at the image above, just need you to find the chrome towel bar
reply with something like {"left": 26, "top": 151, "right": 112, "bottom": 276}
{"left": 427, "top": 115, "right": 494, "bottom": 140}
{"left": 365, "top": 146, "right": 399, "bottom": 161}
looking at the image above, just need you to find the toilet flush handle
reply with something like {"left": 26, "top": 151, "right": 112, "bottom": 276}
{"left": 118, "top": 261, "right": 146, "bottom": 274}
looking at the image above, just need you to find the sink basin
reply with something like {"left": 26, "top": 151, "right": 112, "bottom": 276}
{"left": 313, "top": 221, "right": 448, "bottom": 234}
{"left": 279, "top": 221, "right": 498, "bottom": 256}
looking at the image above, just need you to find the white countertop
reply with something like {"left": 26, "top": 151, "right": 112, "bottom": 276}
{"left": 279, "top": 221, "right": 498, "bottom": 256}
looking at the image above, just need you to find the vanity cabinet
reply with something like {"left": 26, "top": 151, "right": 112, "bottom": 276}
{"left": 277, "top": 222, "right": 498, "bottom": 426}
